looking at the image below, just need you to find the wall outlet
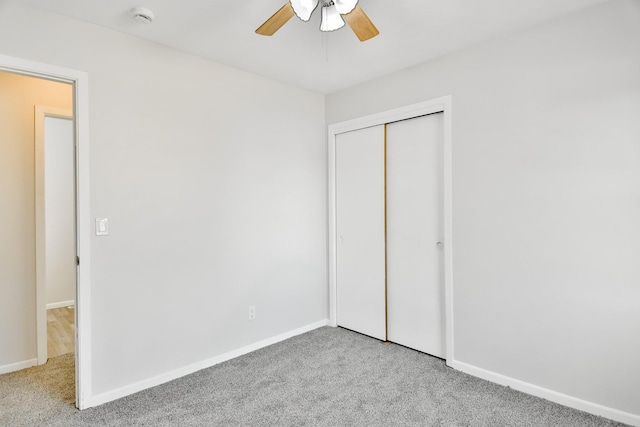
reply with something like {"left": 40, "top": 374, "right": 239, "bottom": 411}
{"left": 248, "top": 306, "right": 256, "bottom": 321}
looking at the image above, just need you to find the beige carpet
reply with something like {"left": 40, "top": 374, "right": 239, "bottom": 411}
{"left": 0, "top": 327, "right": 627, "bottom": 426}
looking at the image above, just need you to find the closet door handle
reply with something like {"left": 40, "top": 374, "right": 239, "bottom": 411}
{"left": 436, "top": 242, "right": 443, "bottom": 248}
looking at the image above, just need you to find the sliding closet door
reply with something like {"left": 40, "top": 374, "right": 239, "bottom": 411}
{"left": 335, "top": 125, "right": 386, "bottom": 340}
{"left": 386, "top": 113, "right": 445, "bottom": 357}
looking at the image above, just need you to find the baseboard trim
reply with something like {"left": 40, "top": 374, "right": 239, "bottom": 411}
{"left": 85, "top": 319, "right": 329, "bottom": 409}
{"left": 0, "top": 358, "right": 37, "bottom": 375}
{"left": 47, "top": 300, "right": 75, "bottom": 310}
{"left": 450, "top": 360, "right": 639, "bottom": 426}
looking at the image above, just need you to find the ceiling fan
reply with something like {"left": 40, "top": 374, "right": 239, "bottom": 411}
{"left": 256, "top": 0, "right": 379, "bottom": 42}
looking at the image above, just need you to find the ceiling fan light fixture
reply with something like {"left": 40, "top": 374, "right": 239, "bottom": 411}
{"left": 256, "top": 0, "right": 377, "bottom": 41}
{"left": 320, "top": 4, "right": 345, "bottom": 32}
{"left": 333, "top": 0, "right": 358, "bottom": 15}
{"left": 290, "top": 0, "right": 319, "bottom": 22}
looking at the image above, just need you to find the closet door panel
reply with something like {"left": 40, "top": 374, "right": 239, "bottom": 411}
{"left": 386, "top": 113, "right": 445, "bottom": 357}
{"left": 335, "top": 125, "right": 386, "bottom": 340}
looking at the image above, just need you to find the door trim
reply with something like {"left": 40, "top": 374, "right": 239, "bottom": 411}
{"left": 327, "top": 96, "right": 454, "bottom": 365}
{"left": 0, "top": 53, "right": 92, "bottom": 409}
{"left": 35, "top": 106, "right": 73, "bottom": 366}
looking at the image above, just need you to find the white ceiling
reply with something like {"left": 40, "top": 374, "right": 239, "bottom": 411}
{"left": 17, "top": 0, "right": 609, "bottom": 94}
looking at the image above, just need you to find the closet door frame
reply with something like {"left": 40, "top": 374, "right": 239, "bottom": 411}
{"left": 327, "top": 96, "right": 454, "bottom": 366}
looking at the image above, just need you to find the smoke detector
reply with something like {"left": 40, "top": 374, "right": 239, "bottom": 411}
{"left": 132, "top": 7, "right": 154, "bottom": 24}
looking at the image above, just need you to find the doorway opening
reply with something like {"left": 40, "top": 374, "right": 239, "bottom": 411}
{"left": 0, "top": 53, "right": 90, "bottom": 409}
{"left": 0, "top": 68, "right": 75, "bottom": 398}
{"left": 35, "top": 106, "right": 76, "bottom": 362}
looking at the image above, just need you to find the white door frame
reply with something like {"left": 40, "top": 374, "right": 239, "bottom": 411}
{"left": 35, "top": 106, "right": 74, "bottom": 366}
{"left": 327, "top": 96, "right": 454, "bottom": 365}
{"left": 0, "top": 53, "right": 91, "bottom": 409}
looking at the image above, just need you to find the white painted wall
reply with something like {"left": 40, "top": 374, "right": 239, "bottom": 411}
{"left": 0, "top": 1, "right": 327, "bottom": 400}
{"left": 45, "top": 116, "right": 76, "bottom": 307}
{"left": 0, "top": 72, "right": 73, "bottom": 370}
{"left": 328, "top": 0, "right": 640, "bottom": 420}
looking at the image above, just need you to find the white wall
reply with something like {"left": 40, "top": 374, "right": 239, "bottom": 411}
{"left": 45, "top": 116, "right": 76, "bottom": 307}
{"left": 0, "top": 1, "right": 327, "bottom": 400}
{"left": 328, "top": 0, "right": 640, "bottom": 420}
{"left": 0, "top": 72, "right": 72, "bottom": 370}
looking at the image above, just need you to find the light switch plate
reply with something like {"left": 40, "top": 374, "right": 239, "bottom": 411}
{"left": 96, "top": 218, "right": 109, "bottom": 236}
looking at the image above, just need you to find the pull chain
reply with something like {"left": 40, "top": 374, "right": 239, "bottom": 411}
{"left": 321, "top": 31, "right": 329, "bottom": 63}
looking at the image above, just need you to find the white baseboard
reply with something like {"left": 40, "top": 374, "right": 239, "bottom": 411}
{"left": 47, "top": 300, "right": 75, "bottom": 310}
{"left": 0, "top": 358, "right": 37, "bottom": 375}
{"left": 85, "top": 319, "right": 329, "bottom": 408}
{"left": 450, "top": 360, "right": 640, "bottom": 427}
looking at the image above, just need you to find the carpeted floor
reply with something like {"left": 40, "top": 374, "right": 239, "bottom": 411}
{"left": 0, "top": 326, "right": 627, "bottom": 426}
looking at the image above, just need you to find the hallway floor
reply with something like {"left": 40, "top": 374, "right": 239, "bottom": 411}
{"left": 47, "top": 306, "right": 74, "bottom": 358}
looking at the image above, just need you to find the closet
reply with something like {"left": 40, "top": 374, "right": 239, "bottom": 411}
{"left": 335, "top": 112, "right": 445, "bottom": 358}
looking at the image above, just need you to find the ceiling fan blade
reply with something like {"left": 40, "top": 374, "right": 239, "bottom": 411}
{"left": 256, "top": 2, "right": 296, "bottom": 36}
{"left": 343, "top": 4, "right": 379, "bottom": 42}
